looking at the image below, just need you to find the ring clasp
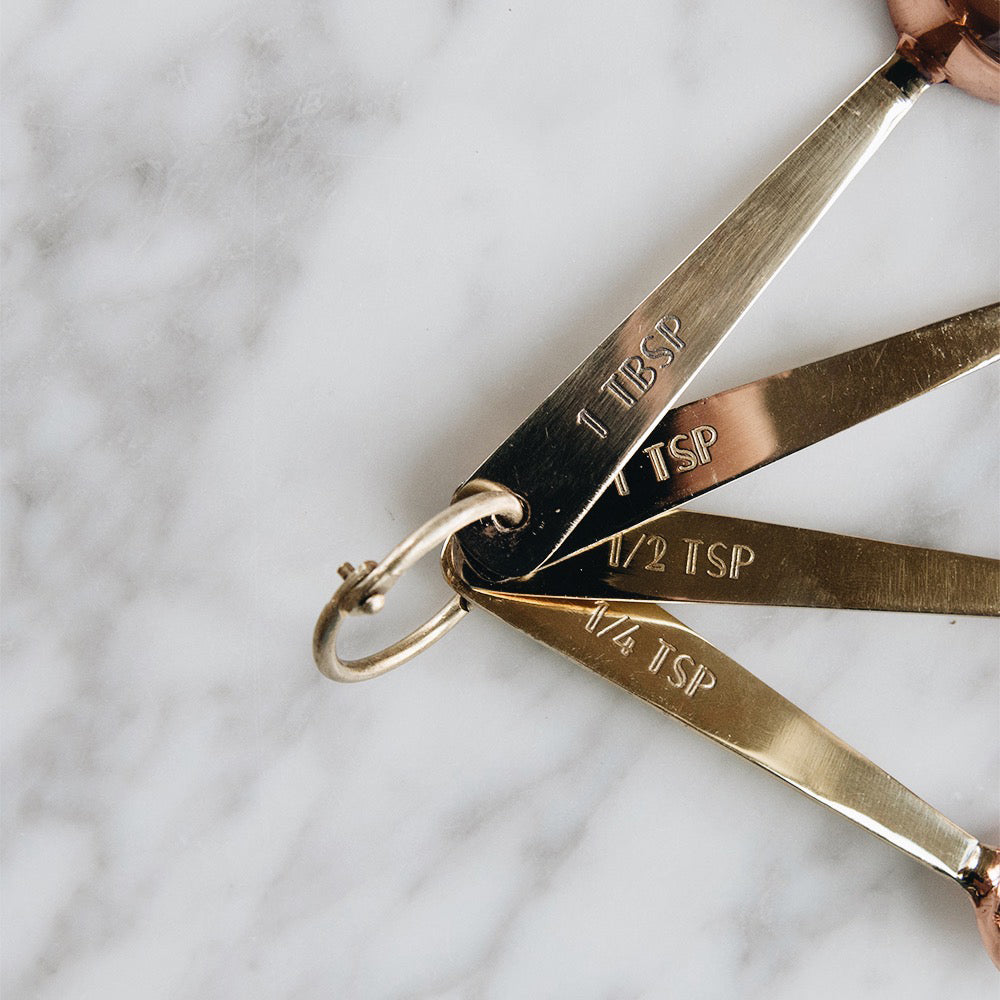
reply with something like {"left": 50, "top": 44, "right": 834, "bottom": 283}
{"left": 313, "top": 487, "right": 522, "bottom": 682}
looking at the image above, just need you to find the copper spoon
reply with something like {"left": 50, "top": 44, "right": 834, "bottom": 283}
{"left": 889, "top": 0, "right": 999, "bottom": 99}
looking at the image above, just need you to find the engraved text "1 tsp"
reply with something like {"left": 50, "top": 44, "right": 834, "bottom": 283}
{"left": 577, "top": 315, "right": 685, "bottom": 441}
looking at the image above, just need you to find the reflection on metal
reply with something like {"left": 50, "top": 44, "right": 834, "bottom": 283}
{"left": 888, "top": 0, "right": 1000, "bottom": 101}
{"left": 455, "top": 55, "right": 928, "bottom": 582}
{"left": 442, "top": 539, "right": 1000, "bottom": 967}
{"left": 314, "top": 0, "right": 1000, "bottom": 964}
{"left": 501, "top": 510, "right": 1000, "bottom": 616}
{"left": 549, "top": 304, "right": 999, "bottom": 558}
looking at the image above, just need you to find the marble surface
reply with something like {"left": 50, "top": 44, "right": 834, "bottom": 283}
{"left": 3, "top": 1, "right": 998, "bottom": 996}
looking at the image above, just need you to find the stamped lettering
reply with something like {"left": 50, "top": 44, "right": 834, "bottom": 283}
{"left": 683, "top": 538, "right": 755, "bottom": 580}
{"left": 636, "top": 424, "right": 718, "bottom": 483}
{"left": 583, "top": 601, "right": 639, "bottom": 656}
{"left": 647, "top": 638, "right": 716, "bottom": 696}
{"left": 641, "top": 315, "right": 686, "bottom": 365}
{"left": 607, "top": 532, "right": 667, "bottom": 571}
{"left": 609, "top": 532, "right": 753, "bottom": 581}
{"left": 577, "top": 315, "right": 686, "bottom": 441}
{"left": 581, "top": 602, "right": 717, "bottom": 696}
{"left": 577, "top": 407, "right": 609, "bottom": 439}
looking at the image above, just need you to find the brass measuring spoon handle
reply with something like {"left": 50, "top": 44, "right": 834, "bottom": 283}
{"left": 549, "top": 303, "right": 1000, "bottom": 558}
{"left": 455, "top": 5, "right": 999, "bottom": 584}
{"left": 454, "top": 53, "right": 929, "bottom": 582}
{"left": 442, "top": 539, "right": 1000, "bottom": 967}
{"left": 495, "top": 510, "right": 1000, "bottom": 616}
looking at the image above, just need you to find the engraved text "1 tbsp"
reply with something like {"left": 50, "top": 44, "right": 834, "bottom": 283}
{"left": 577, "top": 316, "right": 685, "bottom": 441}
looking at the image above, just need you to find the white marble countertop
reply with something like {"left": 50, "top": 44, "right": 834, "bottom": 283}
{"left": 3, "top": 1, "right": 998, "bottom": 996}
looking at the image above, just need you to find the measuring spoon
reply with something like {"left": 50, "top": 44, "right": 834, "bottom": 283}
{"left": 455, "top": 1, "right": 999, "bottom": 582}
{"left": 547, "top": 303, "right": 1000, "bottom": 560}
{"left": 442, "top": 539, "right": 1000, "bottom": 967}
{"left": 492, "top": 509, "right": 1000, "bottom": 616}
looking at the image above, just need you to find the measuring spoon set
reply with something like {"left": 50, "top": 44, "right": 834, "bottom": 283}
{"left": 313, "top": 2, "right": 1000, "bottom": 966}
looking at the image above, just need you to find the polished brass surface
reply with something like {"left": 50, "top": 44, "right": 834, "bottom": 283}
{"left": 455, "top": 55, "right": 927, "bottom": 582}
{"left": 312, "top": 0, "right": 1000, "bottom": 969}
{"left": 499, "top": 510, "right": 1000, "bottom": 616}
{"left": 442, "top": 539, "right": 1000, "bottom": 967}
{"left": 548, "top": 304, "right": 999, "bottom": 557}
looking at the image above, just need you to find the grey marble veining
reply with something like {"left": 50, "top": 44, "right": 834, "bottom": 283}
{"left": 2, "top": 1, "right": 998, "bottom": 997}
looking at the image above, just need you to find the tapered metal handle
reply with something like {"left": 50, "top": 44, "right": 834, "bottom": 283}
{"left": 498, "top": 510, "right": 1000, "bottom": 616}
{"left": 456, "top": 55, "right": 928, "bottom": 581}
{"left": 547, "top": 304, "right": 999, "bottom": 558}
{"left": 445, "top": 543, "right": 979, "bottom": 881}
{"left": 442, "top": 540, "right": 998, "bottom": 966}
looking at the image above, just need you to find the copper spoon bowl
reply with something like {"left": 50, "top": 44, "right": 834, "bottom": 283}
{"left": 965, "top": 844, "right": 1000, "bottom": 967}
{"left": 889, "top": 0, "right": 999, "bottom": 100}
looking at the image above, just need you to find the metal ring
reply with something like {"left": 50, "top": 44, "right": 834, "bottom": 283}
{"left": 313, "top": 487, "right": 523, "bottom": 682}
